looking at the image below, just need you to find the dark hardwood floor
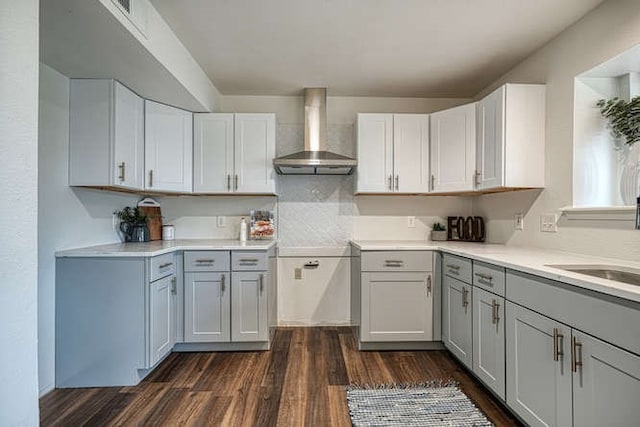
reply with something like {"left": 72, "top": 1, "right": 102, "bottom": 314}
{"left": 40, "top": 327, "right": 521, "bottom": 426}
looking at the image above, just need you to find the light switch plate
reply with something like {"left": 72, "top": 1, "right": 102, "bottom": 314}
{"left": 515, "top": 213, "right": 524, "bottom": 230}
{"left": 408, "top": 216, "right": 416, "bottom": 228}
{"left": 216, "top": 216, "right": 226, "bottom": 227}
{"left": 294, "top": 268, "right": 302, "bottom": 280}
{"left": 540, "top": 213, "right": 558, "bottom": 232}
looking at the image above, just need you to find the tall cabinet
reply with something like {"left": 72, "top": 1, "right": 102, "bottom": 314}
{"left": 356, "top": 114, "right": 430, "bottom": 193}
{"left": 144, "top": 100, "right": 193, "bottom": 192}
{"left": 193, "top": 113, "right": 276, "bottom": 194}
{"left": 69, "top": 79, "right": 144, "bottom": 190}
{"left": 476, "top": 84, "right": 545, "bottom": 190}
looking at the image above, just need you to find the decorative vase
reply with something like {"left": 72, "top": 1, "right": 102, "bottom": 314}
{"left": 619, "top": 143, "right": 640, "bottom": 205}
{"left": 431, "top": 230, "right": 447, "bottom": 241}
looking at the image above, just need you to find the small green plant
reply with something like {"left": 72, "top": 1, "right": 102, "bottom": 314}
{"left": 114, "top": 206, "right": 148, "bottom": 224}
{"left": 597, "top": 96, "right": 640, "bottom": 146}
{"left": 432, "top": 222, "right": 446, "bottom": 231}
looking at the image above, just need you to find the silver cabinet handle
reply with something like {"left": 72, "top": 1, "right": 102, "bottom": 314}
{"left": 159, "top": 262, "right": 173, "bottom": 269}
{"left": 226, "top": 174, "right": 231, "bottom": 191}
{"left": 388, "top": 175, "right": 393, "bottom": 191}
{"left": 395, "top": 175, "right": 399, "bottom": 191}
{"left": 196, "top": 259, "right": 215, "bottom": 264}
{"left": 149, "top": 170, "right": 154, "bottom": 187}
{"left": 446, "top": 264, "right": 460, "bottom": 270}
{"left": 234, "top": 174, "right": 238, "bottom": 191}
{"left": 491, "top": 299, "right": 500, "bottom": 324}
{"left": 474, "top": 170, "right": 482, "bottom": 187}
{"left": 221, "top": 273, "right": 226, "bottom": 294}
{"left": 462, "top": 287, "right": 469, "bottom": 308}
{"left": 426, "top": 275, "right": 432, "bottom": 296}
{"left": 571, "top": 336, "right": 583, "bottom": 373}
{"left": 304, "top": 260, "right": 320, "bottom": 268}
{"left": 118, "top": 162, "right": 125, "bottom": 182}
{"left": 259, "top": 273, "right": 264, "bottom": 295}
{"left": 384, "top": 260, "right": 404, "bottom": 267}
{"left": 553, "top": 328, "right": 564, "bottom": 362}
{"left": 430, "top": 174, "right": 435, "bottom": 191}
{"left": 171, "top": 276, "right": 177, "bottom": 295}
{"left": 475, "top": 272, "right": 493, "bottom": 282}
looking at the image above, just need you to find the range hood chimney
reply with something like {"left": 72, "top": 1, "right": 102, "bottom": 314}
{"left": 273, "top": 88, "right": 357, "bottom": 175}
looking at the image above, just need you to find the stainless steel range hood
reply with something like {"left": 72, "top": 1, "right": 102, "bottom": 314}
{"left": 273, "top": 88, "right": 356, "bottom": 175}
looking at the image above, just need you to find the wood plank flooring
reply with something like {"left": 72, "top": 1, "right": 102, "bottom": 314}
{"left": 40, "top": 327, "right": 521, "bottom": 426}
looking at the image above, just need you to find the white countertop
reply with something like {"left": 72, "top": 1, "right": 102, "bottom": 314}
{"left": 351, "top": 240, "right": 640, "bottom": 303}
{"left": 56, "top": 239, "right": 276, "bottom": 258}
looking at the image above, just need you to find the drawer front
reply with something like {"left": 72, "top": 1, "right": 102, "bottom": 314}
{"left": 473, "top": 261, "right": 506, "bottom": 296}
{"left": 231, "top": 252, "right": 268, "bottom": 271}
{"left": 184, "top": 251, "right": 230, "bottom": 272}
{"left": 361, "top": 251, "right": 432, "bottom": 272}
{"left": 443, "top": 253, "right": 472, "bottom": 283}
{"left": 150, "top": 253, "right": 176, "bottom": 281}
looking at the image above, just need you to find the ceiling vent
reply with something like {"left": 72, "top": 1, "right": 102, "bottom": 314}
{"left": 111, "top": 0, "right": 148, "bottom": 37}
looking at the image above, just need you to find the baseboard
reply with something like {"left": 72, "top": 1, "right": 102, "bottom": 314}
{"left": 358, "top": 341, "right": 445, "bottom": 351}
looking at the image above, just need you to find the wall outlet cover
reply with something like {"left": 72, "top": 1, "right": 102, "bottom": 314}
{"left": 294, "top": 268, "right": 302, "bottom": 280}
{"left": 540, "top": 213, "right": 558, "bottom": 232}
{"left": 408, "top": 216, "right": 416, "bottom": 228}
{"left": 216, "top": 216, "right": 226, "bottom": 227}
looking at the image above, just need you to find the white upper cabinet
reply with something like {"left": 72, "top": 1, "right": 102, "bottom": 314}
{"left": 69, "top": 79, "right": 144, "bottom": 190}
{"left": 476, "top": 84, "right": 545, "bottom": 190}
{"left": 193, "top": 113, "right": 276, "bottom": 194}
{"left": 144, "top": 100, "right": 193, "bottom": 193}
{"left": 357, "top": 113, "right": 430, "bottom": 193}
{"left": 430, "top": 103, "right": 476, "bottom": 192}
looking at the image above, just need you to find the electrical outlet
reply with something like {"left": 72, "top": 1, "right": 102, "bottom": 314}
{"left": 216, "top": 216, "right": 226, "bottom": 227}
{"left": 112, "top": 213, "right": 119, "bottom": 231}
{"left": 514, "top": 213, "right": 524, "bottom": 230}
{"left": 408, "top": 216, "right": 416, "bottom": 228}
{"left": 540, "top": 213, "right": 558, "bottom": 232}
{"left": 294, "top": 268, "right": 302, "bottom": 280}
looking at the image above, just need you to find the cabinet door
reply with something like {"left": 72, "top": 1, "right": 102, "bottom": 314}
{"left": 113, "top": 81, "right": 144, "bottom": 190}
{"left": 149, "top": 275, "right": 173, "bottom": 366}
{"left": 430, "top": 104, "right": 476, "bottom": 192}
{"left": 184, "top": 272, "right": 230, "bottom": 342}
{"left": 476, "top": 86, "right": 505, "bottom": 190}
{"left": 505, "top": 302, "right": 572, "bottom": 427}
{"left": 356, "top": 114, "right": 394, "bottom": 193}
{"left": 443, "top": 275, "right": 472, "bottom": 369}
{"left": 193, "top": 113, "right": 234, "bottom": 193}
{"left": 472, "top": 287, "right": 505, "bottom": 400}
{"left": 361, "top": 272, "right": 432, "bottom": 342}
{"left": 393, "top": 114, "right": 430, "bottom": 193}
{"left": 234, "top": 114, "right": 276, "bottom": 194}
{"left": 144, "top": 100, "right": 193, "bottom": 192}
{"left": 572, "top": 332, "right": 640, "bottom": 427}
{"left": 231, "top": 271, "right": 268, "bottom": 342}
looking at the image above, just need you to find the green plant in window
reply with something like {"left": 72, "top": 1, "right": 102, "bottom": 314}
{"left": 597, "top": 96, "right": 640, "bottom": 146}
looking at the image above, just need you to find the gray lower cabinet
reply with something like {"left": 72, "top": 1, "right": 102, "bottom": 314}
{"left": 231, "top": 271, "right": 268, "bottom": 341}
{"left": 572, "top": 331, "right": 640, "bottom": 427}
{"left": 184, "top": 272, "right": 230, "bottom": 342}
{"left": 472, "top": 287, "right": 505, "bottom": 400}
{"left": 505, "top": 301, "right": 572, "bottom": 427}
{"left": 443, "top": 275, "right": 472, "bottom": 369}
{"left": 56, "top": 254, "right": 177, "bottom": 387}
{"left": 357, "top": 250, "right": 434, "bottom": 345}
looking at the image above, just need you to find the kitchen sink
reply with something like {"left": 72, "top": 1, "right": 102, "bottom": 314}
{"left": 546, "top": 264, "right": 640, "bottom": 287}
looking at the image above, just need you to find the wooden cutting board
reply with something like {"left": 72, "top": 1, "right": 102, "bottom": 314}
{"left": 138, "top": 205, "right": 163, "bottom": 241}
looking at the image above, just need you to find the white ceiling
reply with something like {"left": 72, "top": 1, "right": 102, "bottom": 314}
{"left": 150, "top": 0, "right": 606, "bottom": 97}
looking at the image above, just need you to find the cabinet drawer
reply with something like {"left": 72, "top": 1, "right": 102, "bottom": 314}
{"left": 184, "top": 251, "right": 230, "bottom": 272}
{"left": 361, "top": 251, "right": 432, "bottom": 272}
{"left": 473, "top": 261, "right": 505, "bottom": 296}
{"left": 231, "top": 252, "right": 267, "bottom": 271}
{"left": 150, "top": 253, "right": 175, "bottom": 282}
{"left": 443, "top": 253, "right": 472, "bottom": 283}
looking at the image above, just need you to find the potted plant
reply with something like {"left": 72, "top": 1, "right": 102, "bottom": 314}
{"left": 114, "top": 206, "right": 150, "bottom": 242}
{"left": 431, "top": 222, "right": 447, "bottom": 241}
{"left": 597, "top": 96, "right": 640, "bottom": 146}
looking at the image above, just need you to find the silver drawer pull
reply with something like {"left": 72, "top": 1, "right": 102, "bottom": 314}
{"left": 221, "top": 274, "right": 226, "bottom": 293}
{"left": 304, "top": 260, "right": 320, "bottom": 268}
{"left": 475, "top": 272, "right": 493, "bottom": 282}
{"left": 240, "top": 258, "right": 258, "bottom": 263}
{"left": 446, "top": 264, "right": 461, "bottom": 270}
{"left": 195, "top": 259, "right": 215, "bottom": 263}
{"left": 159, "top": 262, "right": 173, "bottom": 269}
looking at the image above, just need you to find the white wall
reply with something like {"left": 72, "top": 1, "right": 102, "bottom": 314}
{"left": 473, "top": 0, "right": 640, "bottom": 261}
{"left": 0, "top": 0, "right": 40, "bottom": 423}
{"left": 38, "top": 64, "right": 140, "bottom": 395}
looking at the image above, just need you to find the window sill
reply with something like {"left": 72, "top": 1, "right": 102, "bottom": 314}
{"left": 560, "top": 206, "right": 636, "bottom": 222}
